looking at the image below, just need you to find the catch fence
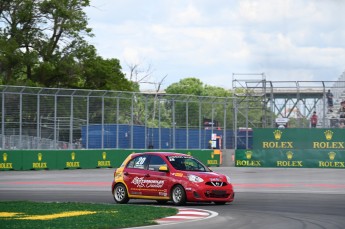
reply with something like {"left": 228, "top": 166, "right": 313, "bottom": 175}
{"left": 1, "top": 85, "right": 252, "bottom": 150}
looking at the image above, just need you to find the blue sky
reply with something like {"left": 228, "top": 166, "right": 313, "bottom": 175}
{"left": 85, "top": 0, "right": 345, "bottom": 91}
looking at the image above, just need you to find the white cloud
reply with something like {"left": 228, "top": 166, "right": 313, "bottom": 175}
{"left": 85, "top": 0, "right": 345, "bottom": 90}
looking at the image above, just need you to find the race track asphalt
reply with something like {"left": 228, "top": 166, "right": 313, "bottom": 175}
{"left": 1, "top": 167, "right": 345, "bottom": 229}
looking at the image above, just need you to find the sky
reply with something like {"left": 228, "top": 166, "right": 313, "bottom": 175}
{"left": 84, "top": 0, "right": 345, "bottom": 91}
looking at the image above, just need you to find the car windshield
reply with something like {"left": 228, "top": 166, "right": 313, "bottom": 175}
{"left": 166, "top": 155, "right": 211, "bottom": 172}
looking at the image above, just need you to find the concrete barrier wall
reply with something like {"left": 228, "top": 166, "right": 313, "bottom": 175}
{"left": 235, "top": 128, "right": 345, "bottom": 168}
{"left": 0, "top": 149, "right": 220, "bottom": 171}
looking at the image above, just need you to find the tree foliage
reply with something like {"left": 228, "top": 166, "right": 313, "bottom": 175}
{"left": 165, "top": 78, "right": 204, "bottom": 95}
{"left": 0, "top": 0, "right": 134, "bottom": 91}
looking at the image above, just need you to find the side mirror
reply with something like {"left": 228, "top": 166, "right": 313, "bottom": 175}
{"left": 158, "top": 165, "right": 169, "bottom": 172}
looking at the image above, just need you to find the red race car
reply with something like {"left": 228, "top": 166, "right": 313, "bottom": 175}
{"left": 111, "top": 152, "right": 235, "bottom": 205}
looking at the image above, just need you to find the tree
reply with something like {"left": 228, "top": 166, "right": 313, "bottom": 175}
{"left": 82, "top": 55, "right": 134, "bottom": 91}
{"left": 165, "top": 78, "right": 204, "bottom": 95}
{"left": 0, "top": 0, "right": 134, "bottom": 91}
{"left": 0, "top": 0, "right": 40, "bottom": 85}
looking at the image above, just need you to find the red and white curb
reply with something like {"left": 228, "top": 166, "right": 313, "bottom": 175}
{"left": 155, "top": 208, "right": 218, "bottom": 225}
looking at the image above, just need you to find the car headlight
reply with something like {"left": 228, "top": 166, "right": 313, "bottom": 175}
{"left": 188, "top": 174, "right": 204, "bottom": 183}
{"left": 226, "top": 175, "right": 231, "bottom": 184}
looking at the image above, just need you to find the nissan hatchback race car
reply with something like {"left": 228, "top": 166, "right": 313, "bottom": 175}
{"left": 111, "top": 152, "right": 235, "bottom": 205}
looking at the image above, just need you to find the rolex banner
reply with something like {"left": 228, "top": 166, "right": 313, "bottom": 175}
{"left": 253, "top": 128, "right": 345, "bottom": 150}
{"left": 236, "top": 128, "right": 345, "bottom": 168}
{"left": 0, "top": 149, "right": 219, "bottom": 171}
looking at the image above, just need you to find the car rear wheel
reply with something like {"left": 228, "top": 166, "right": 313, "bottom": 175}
{"left": 113, "top": 183, "right": 129, "bottom": 204}
{"left": 171, "top": 185, "right": 186, "bottom": 206}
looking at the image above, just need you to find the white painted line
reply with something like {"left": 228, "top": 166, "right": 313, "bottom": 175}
{"left": 177, "top": 211, "right": 210, "bottom": 216}
{"left": 163, "top": 216, "right": 205, "bottom": 219}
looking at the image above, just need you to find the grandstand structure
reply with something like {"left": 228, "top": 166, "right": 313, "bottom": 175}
{"left": 232, "top": 72, "right": 345, "bottom": 129}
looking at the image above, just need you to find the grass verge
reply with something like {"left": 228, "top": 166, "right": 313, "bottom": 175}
{"left": 0, "top": 201, "right": 178, "bottom": 229}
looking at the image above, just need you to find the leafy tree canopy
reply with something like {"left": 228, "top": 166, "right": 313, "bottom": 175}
{"left": 165, "top": 77, "right": 231, "bottom": 97}
{"left": 0, "top": 0, "right": 134, "bottom": 91}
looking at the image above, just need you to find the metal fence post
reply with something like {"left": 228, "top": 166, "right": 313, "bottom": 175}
{"left": 172, "top": 99, "right": 175, "bottom": 149}
{"left": 116, "top": 96, "right": 119, "bottom": 149}
{"left": 2, "top": 89, "right": 5, "bottom": 149}
{"left": 186, "top": 101, "right": 189, "bottom": 149}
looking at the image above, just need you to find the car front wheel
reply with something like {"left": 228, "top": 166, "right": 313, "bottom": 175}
{"left": 171, "top": 185, "right": 186, "bottom": 206}
{"left": 113, "top": 183, "right": 129, "bottom": 204}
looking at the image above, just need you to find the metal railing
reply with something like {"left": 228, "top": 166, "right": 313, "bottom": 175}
{"left": 0, "top": 85, "right": 238, "bottom": 150}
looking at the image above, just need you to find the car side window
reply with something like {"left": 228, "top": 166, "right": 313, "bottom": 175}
{"left": 148, "top": 155, "right": 167, "bottom": 171}
{"left": 126, "top": 156, "right": 148, "bottom": 170}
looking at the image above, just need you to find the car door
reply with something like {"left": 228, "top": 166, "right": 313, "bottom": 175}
{"left": 123, "top": 155, "right": 151, "bottom": 197}
{"left": 145, "top": 155, "right": 171, "bottom": 198}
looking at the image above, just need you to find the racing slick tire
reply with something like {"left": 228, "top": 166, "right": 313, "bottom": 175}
{"left": 113, "top": 183, "right": 129, "bottom": 204}
{"left": 171, "top": 185, "right": 186, "bottom": 206}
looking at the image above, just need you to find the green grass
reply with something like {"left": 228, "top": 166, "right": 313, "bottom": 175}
{"left": 0, "top": 201, "right": 178, "bottom": 229}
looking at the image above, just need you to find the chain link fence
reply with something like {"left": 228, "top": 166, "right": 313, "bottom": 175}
{"left": 2, "top": 78, "right": 344, "bottom": 151}
{"left": 1, "top": 85, "right": 252, "bottom": 150}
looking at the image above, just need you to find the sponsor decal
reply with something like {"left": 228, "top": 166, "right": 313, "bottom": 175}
{"left": 1, "top": 153, "right": 13, "bottom": 169}
{"left": 276, "top": 151, "right": 303, "bottom": 167}
{"left": 273, "top": 130, "right": 283, "bottom": 141}
{"left": 319, "top": 151, "right": 345, "bottom": 168}
{"left": 274, "top": 130, "right": 283, "bottom": 140}
{"left": 115, "top": 172, "right": 123, "bottom": 180}
{"left": 66, "top": 152, "right": 80, "bottom": 168}
{"left": 262, "top": 130, "right": 294, "bottom": 149}
{"left": 207, "top": 160, "right": 218, "bottom": 165}
{"left": 32, "top": 153, "right": 47, "bottom": 169}
{"left": 313, "top": 130, "right": 344, "bottom": 149}
{"left": 325, "top": 130, "right": 333, "bottom": 141}
{"left": 131, "top": 177, "right": 165, "bottom": 188}
{"left": 210, "top": 178, "right": 221, "bottom": 182}
{"left": 158, "top": 192, "right": 168, "bottom": 197}
{"left": 245, "top": 151, "right": 252, "bottom": 160}
{"left": 236, "top": 150, "right": 262, "bottom": 167}
{"left": 130, "top": 191, "right": 143, "bottom": 195}
{"left": 97, "top": 152, "right": 111, "bottom": 167}
{"left": 168, "top": 155, "right": 191, "bottom": 161}
{"left": 329, "top": 151, "right": 336, "bottom": 160}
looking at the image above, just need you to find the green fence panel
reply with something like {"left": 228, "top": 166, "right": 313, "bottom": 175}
{"left": 97, "top": 150, "right": 135, "bottom": 168}
{"left": 253, "top": 128, "right": 345, "bottom": 150}
{"left": 237, "top": 128, "right": 345, "bottom": 169}
{"left": 22, "top": 150, "right": 58, "bottom": 170}
{"left": 235, "top": 149, "right": 345, "bottom": 168}
{"left": 0, "top": 149, "right": 217, "bottom": 171}
{"left": 234, "top": 149, "right": 265, "bottom": 167}
{"left": 0, "top": 151, "right": 22, "bottom": 170}
{"left": 56, "top": 150, "right": 95, "bottom": 169}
